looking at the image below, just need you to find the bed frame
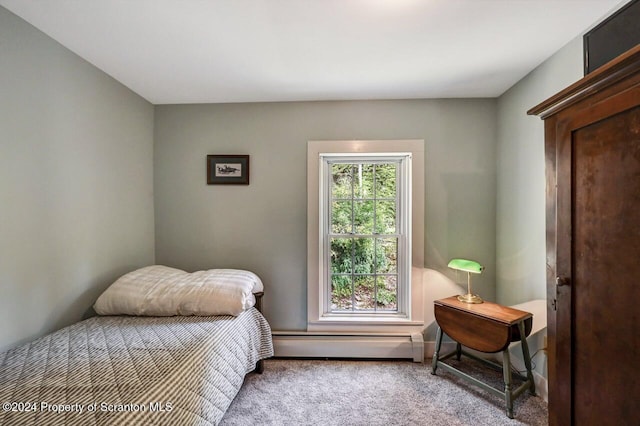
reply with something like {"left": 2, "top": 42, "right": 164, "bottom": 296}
{"left": 254, "top": 291, "right": 265, "bottom": 374}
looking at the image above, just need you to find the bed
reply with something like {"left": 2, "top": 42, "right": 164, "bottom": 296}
{"left": 0, "top": 266, "right": 274, "bottom": 426}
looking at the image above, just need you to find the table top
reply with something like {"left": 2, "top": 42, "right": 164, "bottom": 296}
{"left": 435, "top": 296, "right": 532, "bottom": 325}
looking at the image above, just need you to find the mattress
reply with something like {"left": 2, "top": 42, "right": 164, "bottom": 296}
{"left": 0, "top": 308, "right": 273, "bottom": 425}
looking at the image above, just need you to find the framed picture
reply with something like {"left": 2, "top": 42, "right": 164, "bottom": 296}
{"left": 207, "top": 155, "right": 250, "bottom": 185}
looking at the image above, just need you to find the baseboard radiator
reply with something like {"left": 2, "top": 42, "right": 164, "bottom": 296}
{"left": 272, "top": 331, "right": 424, "bottom": 362}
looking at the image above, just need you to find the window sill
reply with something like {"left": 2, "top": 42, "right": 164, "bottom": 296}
{"left": 311, "top": 315, "right": 424, "bottom": 326}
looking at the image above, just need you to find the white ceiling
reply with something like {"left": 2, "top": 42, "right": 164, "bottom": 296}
{"left": 0, "top": 0, "right": 625, "bottom": 104}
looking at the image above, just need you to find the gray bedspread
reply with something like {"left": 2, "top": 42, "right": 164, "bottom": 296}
{"left": 0, "top": 308, "right": 273, "bottom": 425}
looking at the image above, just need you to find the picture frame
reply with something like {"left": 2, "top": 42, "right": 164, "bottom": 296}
{"left": 207, "top": 155, "right": 250, "bottom": 185}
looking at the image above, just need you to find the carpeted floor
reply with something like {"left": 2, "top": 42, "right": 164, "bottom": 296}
{"left": 220, "top": 358, "right": 548, "bottom": 426}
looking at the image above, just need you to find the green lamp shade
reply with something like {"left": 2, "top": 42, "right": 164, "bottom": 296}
{"left": 447, "top": 258, "right": 484, "bottom": 274}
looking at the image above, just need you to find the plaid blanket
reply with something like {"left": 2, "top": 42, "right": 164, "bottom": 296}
{"left": 0, "top": 308, "right": 273, "bottom": 425}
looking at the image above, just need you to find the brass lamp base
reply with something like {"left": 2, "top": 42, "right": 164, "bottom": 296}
{"left": 457, "top": 293, "right": 483, "bottom": 304}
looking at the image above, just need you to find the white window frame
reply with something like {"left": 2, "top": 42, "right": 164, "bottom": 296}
{"left": 307, "top": 140, "right": 425, "bottom": 333}
{"left": 320, "top": 153, "right": 411, "bottom": 318}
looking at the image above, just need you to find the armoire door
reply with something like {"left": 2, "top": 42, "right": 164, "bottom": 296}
{"left": 555, "top": 98, "right": 640, "bottom": 425}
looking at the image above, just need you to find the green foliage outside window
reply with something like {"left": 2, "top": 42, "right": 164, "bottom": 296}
{"left": 329, "top": 162, "right": 399, "bottom": 311}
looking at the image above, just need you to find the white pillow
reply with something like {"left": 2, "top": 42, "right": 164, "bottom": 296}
{"left": 94, "top": 265, "right": 264, "bottom": 316}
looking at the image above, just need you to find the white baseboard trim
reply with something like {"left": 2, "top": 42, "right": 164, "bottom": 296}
{"left": 272, "top": 331, "right": 424, "bottom": 362}
{"left": 532, "top": 370, "right": 548, "bottom": 402}
{"left": 424, "top": 341, "right": 457, "bottom": 359}
{"left": 271, "top": 334, "right": 548, "bottom": 401}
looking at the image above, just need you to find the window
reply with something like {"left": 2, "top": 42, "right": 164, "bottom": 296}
{"left": 307, "top": 140, "right": 424, "bottom": 331}
{"left": 321, "top": 155, "right": 411, "bottom": 317}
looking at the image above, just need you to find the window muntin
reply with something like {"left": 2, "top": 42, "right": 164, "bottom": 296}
{"left": 321, "top": 154, "right": 411, "bottom": 317}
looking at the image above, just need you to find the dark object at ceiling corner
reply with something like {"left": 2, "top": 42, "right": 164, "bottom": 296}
{"left": 584, "top": 0, "right": 640, "bottom": 75}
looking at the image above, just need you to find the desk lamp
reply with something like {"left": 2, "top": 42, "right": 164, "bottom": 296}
{"left": 448, "top": 258, "right": 484, "bottom": 304}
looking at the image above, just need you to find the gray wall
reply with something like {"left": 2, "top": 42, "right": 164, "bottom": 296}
{"left": 0, "top": 7, "right": 155, "bottom": 351}
{"left": 154, "top": 100, "right": 497, "bottom": 331}
{"left": 1, "top": 0, "right": 588, "bottom": 348}
{"left": 495, "top": 36, "right": 584, "bottom": 306}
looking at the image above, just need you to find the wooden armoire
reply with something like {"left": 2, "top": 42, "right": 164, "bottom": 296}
{"left": 528, "top": 45, "right": 640, "bottom": 425}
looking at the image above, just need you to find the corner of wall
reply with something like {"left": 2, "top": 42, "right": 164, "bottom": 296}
{"left": 495, "top": 36, "right": 584, "bottom": 307}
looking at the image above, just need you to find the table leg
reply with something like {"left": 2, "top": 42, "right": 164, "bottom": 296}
{"left": 456, "top": 342, "right": 462, "bottom": 361}
{"left": 518, "top": 321, "right": 536, "bottom": 396}
{"left": 431, "top": 326, "right": 443, "bottom": 375}
{"left": 502, "top": 349, "right": 514, "bottom": 419}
